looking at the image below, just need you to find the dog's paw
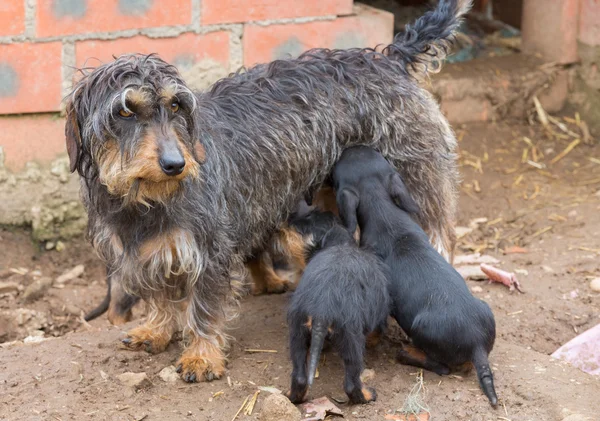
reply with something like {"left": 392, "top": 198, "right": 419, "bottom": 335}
{"left": 120, "top": 325, "right": 171, "bottom": 354}
{"left": 176, "top": 341, "right": 226, "bottom": 383}
{"left": 265, "top": 277, "right": 290, "bottom": 294}
{"left": 251, "top": 276, "right": 290, "bottom": 295}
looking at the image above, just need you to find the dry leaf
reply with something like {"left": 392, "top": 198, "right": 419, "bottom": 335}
{"left": 301, "top": 396, "right": 343, "bottom": 421}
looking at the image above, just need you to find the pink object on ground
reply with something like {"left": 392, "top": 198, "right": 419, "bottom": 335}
{"left": 552, "top": 323, "right": 600, "bottom": 376}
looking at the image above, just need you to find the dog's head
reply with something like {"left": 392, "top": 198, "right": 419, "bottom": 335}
{"left": 333, "top": 146, "right": 419, "bottom": 233}
{"left": 65, "top": 54, "right": 205, "bottom": 207}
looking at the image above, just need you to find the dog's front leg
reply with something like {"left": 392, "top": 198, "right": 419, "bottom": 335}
{"left": 121, "top": 297, "right": 179, "bottom": 354}
{"left": 175, "top": 284, "right": 236, "bottom": 382}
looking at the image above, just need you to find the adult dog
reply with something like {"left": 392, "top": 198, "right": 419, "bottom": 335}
{"left": 65, "top": 0, "right": 469, "bottom": 382}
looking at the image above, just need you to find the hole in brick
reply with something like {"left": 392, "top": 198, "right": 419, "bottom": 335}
{"left": 52, "top": 0, "right": 87, "bottom": 19}
{"left": 118, "top": 0, "right": 153, "bottom": 16}
{"left": 273, "top": 37, "right": 304, "bottom": 61}
{"left": 0, "top": 63, "right": 19, "bottom": 98}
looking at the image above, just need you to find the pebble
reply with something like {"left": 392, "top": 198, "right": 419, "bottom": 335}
{"left": 590, "top": 278, "right": 600, "bottom": 292}
{"left": 55, "top": 265, "right": 85, "bottom": 284}
{"left": 22, "top": 277, "right": 53, "bottom": 303}
{"left": 45, "top": 241, "right": 55, "bottom": 250}
{"left": 360, "top": 368, "right": 375, "bottom": 383}
{"left": 259, "top": 393, "right": 301, "bottom": 421}
{"left": 456, "top": 265, "right": 487, "bottom": 280}
{"left": 24, "top": 330, "right": 48, "bottom": 344}
{"left": 0, "top": 281, "right": 21, "bottom": 294}
{"left": 117, "top": 372, "right": 152, "bottom": 390}
{"left": 541, "top": 265, "right": 555, "bottom": 273}
{"left": 55, "top": 241, "right": 66, "bottom": 252}
{"left": 158, "top": 366, "right": 179, "bottom": 383}
{"left": 561, "top": 415, "right": 592, "bottom": 421}
{"left": 471, "top": 286, "right": 483, "bottom": 293}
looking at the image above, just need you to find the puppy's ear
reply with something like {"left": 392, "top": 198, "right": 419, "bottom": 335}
{"left": 336, "top": 188, "right": 359, "bottom": 235}
{"left": 388, "top": 172, "right": 419, "bottom": 215}
{"left": 65, "top": 102, "right": 82, "bottom": 173}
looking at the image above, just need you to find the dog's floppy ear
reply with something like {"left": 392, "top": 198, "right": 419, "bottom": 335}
{"left": 336, "top": 188, "right": 359, "bottom": 235}
{"left": 388, "top": 172, "right": 419, "bottom": 214}
{"left": 65, "top": 102, "right": 82, "bottom": 173}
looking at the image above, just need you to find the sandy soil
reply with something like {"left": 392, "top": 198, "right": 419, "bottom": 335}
{"left": 1, "top": 120, "right": 599, "bottom": 421}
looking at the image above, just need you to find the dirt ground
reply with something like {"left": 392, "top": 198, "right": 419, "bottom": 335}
{"left": 1, "top": 120, "right": 600, "bottom": 421}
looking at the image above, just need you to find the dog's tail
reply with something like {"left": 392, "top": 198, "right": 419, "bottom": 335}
{"left": 307, "top": 318, "right": 328, "bottom": 386}
{"left": 84, "top": 281, "right": 111, "bottom": 321}
{"left": 384, "top": 0, "right": 472, "bottom": 75}
{"left": 473, "top": 346, "right": 498, "bottom": 407}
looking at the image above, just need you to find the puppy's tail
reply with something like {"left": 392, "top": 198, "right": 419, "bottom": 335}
{"left": 473, "top": 347, "right": 498, "bottom": 407}
{"left": 384, "top": 0, "right": 472, "bottom": 75}
{"left": 307, "top": 318, "right": 328, "bottom": 386}
{"left": 84, "top": 281, "right": 111, "bottom": 322}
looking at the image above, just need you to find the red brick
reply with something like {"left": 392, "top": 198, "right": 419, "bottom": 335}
{"left": 521, "top": 0, "right": 579, "bottom": 64}
{"left": 0, "top": 0, "right": 25, "bottom": 36}
{"left": 75, "top": 32, "right": 230, "bottom": 69}
{"left": 579, "top": 0, "right": 600, "bottom": 46}
{"left": 37, "top": 0, "right": 192, "bottom": 37}
{"left": 0, "top": 42, "right": 63, "bottom": 114}
{"left": 243, "top": 4, "right": 393, "bottom": 66}
{"left": 202, "top": 0, "right": 353, "bottom": 25}
{"left": 0, "top": 115, "right": 66, "bottom": 172}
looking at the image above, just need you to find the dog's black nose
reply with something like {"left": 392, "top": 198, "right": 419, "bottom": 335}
{"left": 159, "top": 152, "right": 185, "bottom": 176}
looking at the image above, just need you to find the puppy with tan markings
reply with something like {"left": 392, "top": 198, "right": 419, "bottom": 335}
{"left": 285, "top": 202, "right": 389, "bottom": 404}
{"left": 333, "top": 146, "right": 498, "bottom": 407}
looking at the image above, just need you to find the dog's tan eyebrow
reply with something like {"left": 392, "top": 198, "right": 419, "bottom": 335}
{"left": 124, "top": 89, "right": 152, "bottom": 107}
{"left": 160, "top": 84, "right": 178, "bottom": 100}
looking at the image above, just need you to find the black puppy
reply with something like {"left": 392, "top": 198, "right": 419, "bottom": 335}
{"left": 286, "top": 204, "right": 389, "bottom": 404}
{"left": 333, "top": 146, "right": 498, "bottom": 407}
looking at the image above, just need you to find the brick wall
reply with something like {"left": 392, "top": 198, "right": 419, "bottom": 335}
{"left": 0, "top": 0, "right": 393, "bottom": 172}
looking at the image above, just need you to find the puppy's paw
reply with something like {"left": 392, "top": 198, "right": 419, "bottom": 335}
{"left": 121, "top": 325, "right": 171, "bottom": 354}
{"left": 285, "top": 379, "right": 308, "bottom": 404}
{"left": 176, "top": 340, "right": 226, "bottom": 383}
{"left": 348, "top": 387, "right": 377, "bottom": 404}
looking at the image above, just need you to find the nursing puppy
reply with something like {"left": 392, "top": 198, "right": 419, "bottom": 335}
{"left": 333, "top": 146, "right": 498, "bottom": 407}
{"left": 286, "top": 203, "right": 389, "bottom": 404}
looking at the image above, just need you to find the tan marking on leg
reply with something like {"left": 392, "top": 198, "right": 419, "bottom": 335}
{"left": 366, "top": 330, "right": 382, "bottom": 348}
{"left": 305, "top": 316, "right": 312, "bottom": 330}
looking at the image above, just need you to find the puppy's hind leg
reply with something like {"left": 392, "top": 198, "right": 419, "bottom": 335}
{"left": 340, "top": 333, "right": 376, "bottom": 404}
{"left": 396, "top": 344, "right": 450, "bottom": 376}
{"left": 285, "top": 317, "right": 311, "bottom": 403}
{"left": 107, "top": 274, "right": 140, "bottom": 325}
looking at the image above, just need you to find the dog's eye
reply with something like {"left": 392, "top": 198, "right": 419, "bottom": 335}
{"left": 118, "top": 109, "right": 134, "bottom": 118}
{"left": 171, "top": 102, "right": 180, "bottom": 113}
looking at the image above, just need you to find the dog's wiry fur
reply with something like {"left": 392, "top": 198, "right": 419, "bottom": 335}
{"left": 286, "top": 206, "right": 389, "bottom": 404}
{"left": 333, "top": 146, "right": 498, "bottom": 407}
{"left": 67, "top": 0, "right": 470, "bottom": 382}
